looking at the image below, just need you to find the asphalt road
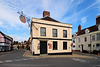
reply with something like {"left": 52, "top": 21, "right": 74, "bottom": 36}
{"left": 0, "top": 49, "right": 100, "bottom": 67}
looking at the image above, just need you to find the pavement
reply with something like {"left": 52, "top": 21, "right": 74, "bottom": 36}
{"left": 73, "top": 51, "right": 100, "bottom": 58}
{"left": 23, "top": 50, "right": 95, "bottom": 58}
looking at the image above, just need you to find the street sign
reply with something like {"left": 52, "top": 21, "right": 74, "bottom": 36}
{"left": 19, "top": 15, "right": 26, "bottom": 23}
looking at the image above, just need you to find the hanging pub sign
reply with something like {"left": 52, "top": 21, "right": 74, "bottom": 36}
{"left": 19, "top": 15, "right": 26, "bottom": 23}
{"left": 49, "top": 43, "right": 52, "bottom": 49}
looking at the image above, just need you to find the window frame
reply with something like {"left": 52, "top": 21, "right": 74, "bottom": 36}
{"left": 53, "top": 29, "right": 57, "bottom": 37}
{"left": 63, "top": 42, "right": 67, "bottom": 50}
{"left": 97, "top": 33, "right": 100, "bottom": 41}
{"left": 53, "top": 41, "right": 57, "bottom": 50}
{"left": 92, "top": 35, "right": 95, "bottom": 41}
{"left": 78, "top": 38, "right": 80, "bottom": 43}
{"left": 40, "top": 27, "right": 46, "bottom": 36}
{"left": 63, "top": 30, "right": 67, "bottom": 38}
{"left": 84, "top": 37, "right": 87, "bottom": 42}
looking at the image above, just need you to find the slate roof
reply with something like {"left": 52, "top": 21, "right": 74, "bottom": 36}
{"left": 40, "top": 16, "right": 60, "bottom": 23}
{"left": 76, "top": 24, "right": 99, "bottom": 36}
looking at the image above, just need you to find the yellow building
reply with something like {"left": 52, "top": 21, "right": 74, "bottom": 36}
{"left": 30, "top": 11, "right": 72, "bottom": 55}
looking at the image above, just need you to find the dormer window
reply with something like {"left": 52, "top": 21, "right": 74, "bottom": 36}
{"left": 85, "top": 29, "right": 89, "bottom": 34}
{"left": 98, "top": 25, "right": 100, "bottom": 31}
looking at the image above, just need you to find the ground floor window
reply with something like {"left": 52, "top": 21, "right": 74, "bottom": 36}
{"left": 63, "top": 42, "right": 67, "bottom": 50}
{"left": 96, "top": 43, "right": 100, "bottom": 49}
{"left": 79, "top": 45, "right": 80, "bottom": 48}
{"left": 73, "top": 45, "right": 75, "bottom": 48}
{"left": 88, "top": 44, "right": 91, "bottom": 47}
{"left": 53, "top": 41, "right": 57, "bottom": 50}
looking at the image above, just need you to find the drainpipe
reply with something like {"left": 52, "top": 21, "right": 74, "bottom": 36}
{"left": 90, "top": 35, "right": 91, "bottom": 53}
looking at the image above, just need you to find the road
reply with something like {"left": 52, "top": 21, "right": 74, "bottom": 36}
{"left": 0, "top": 49, "right": 100, "bottom": 67}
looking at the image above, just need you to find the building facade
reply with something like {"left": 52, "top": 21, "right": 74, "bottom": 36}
{"left": 72, "top": 15, "right": 100, "bottom": 53}
{"left": 30, "top": 11, "right": 72, "bottom": 55}
{"left": 0, "top": 31, "right": 13, "bottom": 51}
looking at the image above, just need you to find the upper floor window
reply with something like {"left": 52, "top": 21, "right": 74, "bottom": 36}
{"left": 84, "top": 37, "right": 87, "bottom": 42}
{"left": 97, "top": 33, "right": 100, "bottom": 40}
{"left": 85, "top": 29, "right": 89, "bottom": 34}
{"left": 63, "top": 30, "right": 67, "bottom": 38}
{"left": 40, "top": 27, "right": 46, "bottom": 36}
{"left": 53, "top": 29, "right": 57, "bottom": 37}
{"left": 92, "top": 35, "right": 95, "bottom": 41}
{"left": 78, "top": 38, "right": 80, "bottom": 43}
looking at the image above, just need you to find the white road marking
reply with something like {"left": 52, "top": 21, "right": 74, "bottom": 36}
{"left": 4, "top": 60, "right": 13, "bottom": 62}
{"left": 22, "top": 58, "right": 29, "bottom": 60}
{"left": 0, "top": 61, "right": 4, "bottom": 63}
{"left": 72, "top": 58, "right": 89, "bottom": 63}
{"left": 13, "top": 59, "right": 22, "bottom": 61}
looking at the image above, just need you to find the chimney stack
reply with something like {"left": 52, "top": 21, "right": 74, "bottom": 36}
{"left": 43, "top": 11, "right": 50, "bottom": 17}
{"left": 96, "top": 15, "right": 100, "bottom": 25}
{"left": 78, "top": 25, "right": 81, "bottom": 32}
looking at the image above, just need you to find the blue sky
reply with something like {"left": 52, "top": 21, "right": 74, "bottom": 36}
{"left": 0, "top": 0, "right": 100, "bottom": 41}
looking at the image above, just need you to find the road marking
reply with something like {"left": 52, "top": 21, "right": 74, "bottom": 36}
{"left": 0, "top": 61, "right": 4, "bottom": 63}
{"left": 23, "top": 50, "right": 26, "bottom": 57}
{"left": 13, "top": 59, "right": 22, "bottom": 61}
{"left": 4, "top": 60, "right": 13, "bottom": 62}
{"left": 22, "top": 58, "right": 29, "bottom": 60}
{"left": 72, "top": 58, "right": 89, "bottom": 63}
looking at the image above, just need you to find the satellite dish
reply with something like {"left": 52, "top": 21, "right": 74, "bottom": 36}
{"left": 19, "top": 15, "right": 26, "bottom": 23}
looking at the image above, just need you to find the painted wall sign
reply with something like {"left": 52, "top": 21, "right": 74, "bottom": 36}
{"left": 49, "top": 43, "right": 52, "bottom": 49}
{"left": 19, "top": 15, "right": 26, "bottom": 23}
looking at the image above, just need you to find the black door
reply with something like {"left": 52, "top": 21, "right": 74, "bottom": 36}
{"left": 40, "top": 41, "right": 47, "bottom": 54}
{"left": 81, "top": 44, "right": 83, "bottom": 52}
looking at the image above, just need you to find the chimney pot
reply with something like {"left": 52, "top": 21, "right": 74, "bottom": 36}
{"left": 43, "top": 11, "right": 50, "bottom": 17}
{"left": 78, "top": 25, "right": 81, "bottom": 32}
{"left": 96, "top": 15, "right": 100, "bottom": 25}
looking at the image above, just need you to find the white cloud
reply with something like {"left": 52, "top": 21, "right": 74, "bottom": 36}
{"left": 81, "top": 17, "right": 87, "bottom": 24}
{"left": 0, "top": 0, "right": 100, "bottom": 41}
{"left": 10, "top": 35, "right": 28, "bottom": 42}
{"left": 0, "top": 21, "right": 6, "bottom": 28}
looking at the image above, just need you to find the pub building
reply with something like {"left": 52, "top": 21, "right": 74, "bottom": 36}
{"left": 30, "top": 11, "right": 72, "bottom": 55}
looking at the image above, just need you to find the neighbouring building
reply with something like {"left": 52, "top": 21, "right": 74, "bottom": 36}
{"left": 0, "top": 31, "right": 13, "bottom": 51}
{"left": 30, "top": 11, "right": 72, "bottom": 55}
{"left": 72, "top": 15, "right": 100, "bottom": 53}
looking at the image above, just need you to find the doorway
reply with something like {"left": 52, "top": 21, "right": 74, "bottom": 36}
{"left": 40, "top": 41, "right": 47, "bottom": 54}
{"left": 81, "top": 44, "right": 83, "bottom": 52}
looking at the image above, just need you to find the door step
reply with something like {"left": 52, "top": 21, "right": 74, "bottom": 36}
{"left": 40, "top": 54, "right": 48, "bottom": 56}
